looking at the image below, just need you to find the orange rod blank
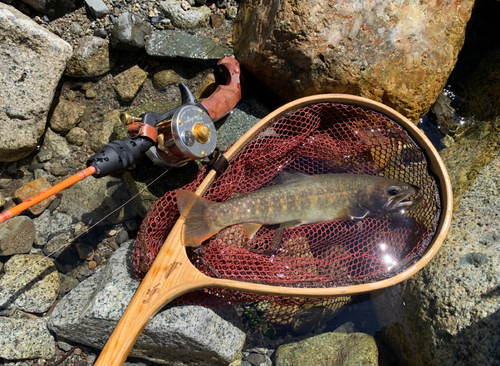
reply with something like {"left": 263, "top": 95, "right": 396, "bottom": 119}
{"left": 0, "top": 165, "right": 97, "bottom": 224}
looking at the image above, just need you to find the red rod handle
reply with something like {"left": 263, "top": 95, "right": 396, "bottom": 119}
{"left": 200, "top": 57, "right": 242, "bottom": 121}
{"left": 0, "top": 165, "right": 97, "bottom": 224}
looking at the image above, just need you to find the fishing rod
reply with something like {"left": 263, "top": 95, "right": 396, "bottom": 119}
{"left": 0, "top": 57, "right": 241, "bottom": 224}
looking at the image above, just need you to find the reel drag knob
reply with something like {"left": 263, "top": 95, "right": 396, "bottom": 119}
{"left": 147, "top": 105, "right": 217, "bottom": 168}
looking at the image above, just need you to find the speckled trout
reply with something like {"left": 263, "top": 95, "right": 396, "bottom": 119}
{"left": 177, "top": 172, "right": 420, "bottom": 247}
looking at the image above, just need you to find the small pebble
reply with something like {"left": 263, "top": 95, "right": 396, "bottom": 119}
{"left": 93, "top": 28, "right": 108, "bottom": 38}
{"left": 88, "top": 260, "right": 97, "bottom": 270}
{"left": 115, "top": 230, "right": 129, "bottom": 245}
{"left": 58, "top": 341, "right": 74, "bottom": 352}
{"left": 85, "top": 88, "right": 97, "bottom": 99}
{"left": 108, "top": 241, "right": 119, "bottom": 250}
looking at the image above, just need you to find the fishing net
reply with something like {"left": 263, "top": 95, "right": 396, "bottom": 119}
{"left": 133, "top": 101, "right": 441, "bottom": 320}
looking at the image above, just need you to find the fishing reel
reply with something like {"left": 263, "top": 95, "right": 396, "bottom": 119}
{"left": 87, "top": 57, "right": 241, "bottom": 177}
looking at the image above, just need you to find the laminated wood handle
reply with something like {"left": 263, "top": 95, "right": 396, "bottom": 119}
{"left": 200, "top": 57, "right": 242, "bottom": 121}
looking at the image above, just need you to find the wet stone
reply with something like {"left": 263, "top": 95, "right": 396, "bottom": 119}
{"left": 110, "top": 12, "right": 152, "bottom": 51}
{"left": 275, "top": 332, "right": 378, "bottom": 366}
{"left": 145, "top": 29, "right": 233, "bottom": 60}
{"left": 14, "top": 177, "right": 55, "bottom": 216}
{"left": 0, "top": 216, "right": 35, "bottom": 256}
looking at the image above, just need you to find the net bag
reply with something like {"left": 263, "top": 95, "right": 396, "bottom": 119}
{"left": 133, "top": 94, "right": 452, "bottom": 311}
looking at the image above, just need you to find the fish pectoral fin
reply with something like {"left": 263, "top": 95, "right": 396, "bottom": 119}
{"left": 279, "top": 220, "right": 303, "bottom": 228}
{"left": 242, "top": 223, "right": 263, "bottom": 239}
{"left": 347, "top": 205, "right": 370, "bottom": 219}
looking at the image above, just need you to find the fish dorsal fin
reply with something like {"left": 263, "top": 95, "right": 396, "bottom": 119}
{"left": 347, "top": 205, "right": 370, "bottom": 219}
{"left": 274, "top": 171, "right": 309, "bottom": 185}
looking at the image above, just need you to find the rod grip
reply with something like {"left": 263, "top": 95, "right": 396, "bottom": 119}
{"left": 200, "top": 57, "right": 242, "bottom": 121}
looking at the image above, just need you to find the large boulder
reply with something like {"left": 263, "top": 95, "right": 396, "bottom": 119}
{"left": 373, "top": 155, "right": 500, "bottom": 366}
{"left": 48, "top": 241, "right": 246, "bottom": 365}
{"left": 0, "top": 4, "right": 72, "bottom": 162}
{"left": 233, "top": 0, "right": 474, "bottom": 122}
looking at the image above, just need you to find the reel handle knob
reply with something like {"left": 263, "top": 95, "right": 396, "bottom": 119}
{"left": 200, "top": 57, "right": 242, "bottom": 121}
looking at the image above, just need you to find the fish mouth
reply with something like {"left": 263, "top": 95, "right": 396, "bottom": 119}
{"left": 386, "top": 186, "right": 421, "bottom": 212}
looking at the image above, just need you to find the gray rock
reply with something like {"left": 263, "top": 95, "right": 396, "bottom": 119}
{"left": 20, "top": 0, "right": 80, "bottom": 17}
{"left": 115, "top": 230, "right": 129, "bottom": 245}
{"left": 160, "top": 0, "right": 211, "bottom": 30}
{"left": 49, "top": 99, "right": 85, "bottom": 133}
{"left": 48, "top": 241, "right": 246, "bottom": 365}
{"left": 373, "top": 155, "right": 500, "bottom": 366}
{"left": 0, "top": 254, "right": 60, "bottom": 313}
{"left": 275, "top": 332, "right": 378, "bottom": 366}
{"left": 65, "top": 36, "right": 114, "bottom": 77}
{"left": 39, "top": 128, "right": 71, "bottom": 161}
{"left": 58, "top": 272, "right": 80, "bottom": 298}
{"left": 56, "top": 173, "right": 142, "bottom": 225}
{"left": 110, "top": 12, "right": 152, "bottom": 51}
{"left": 0, "top": 317, "right": 56, "bottom": 360}
{"left": 0, "top": 216, "right": 35, "bottom": 256}
{"left": 0, "top": 172, "right": 12, "bottom": 189}
{"left": 0, "top": 4, "right": 72, "bottom": 162}
{"left": 85, "top": 0, "right": 109, "bottom": 18}
{"left": 215, "top": 100, "right": 269, "bottom": 150}
{"left": 145, "top": 30, "right": 233, "bottom": 61}
{"left": 34, "top": 211, "right": 73, "bottom": 246}
{"left": 43, "top": 232, "right": 73, "bottom": 260}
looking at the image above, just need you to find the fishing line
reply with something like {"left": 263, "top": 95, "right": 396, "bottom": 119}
{"left": 44, "top": 168, "right": 172, "bottom": 260}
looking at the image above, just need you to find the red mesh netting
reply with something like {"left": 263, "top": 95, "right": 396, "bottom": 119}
{"left": 133, "top": 102, "right": 441, "bottom": 305}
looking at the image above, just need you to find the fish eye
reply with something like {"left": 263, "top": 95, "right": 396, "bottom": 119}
{"left": 387, "top": 186, "right": 401, "bottom": 196}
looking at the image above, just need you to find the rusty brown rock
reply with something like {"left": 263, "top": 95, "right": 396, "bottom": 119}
{"left": 14, "top": 178, "right": 55, "bottom": 215}
{"left": 233, "top": 0, "right": 474, "bottom": 122}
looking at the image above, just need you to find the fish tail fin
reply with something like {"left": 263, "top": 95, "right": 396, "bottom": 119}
{"left": 176, "top": 190, "right": 219, "bottom": 247}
